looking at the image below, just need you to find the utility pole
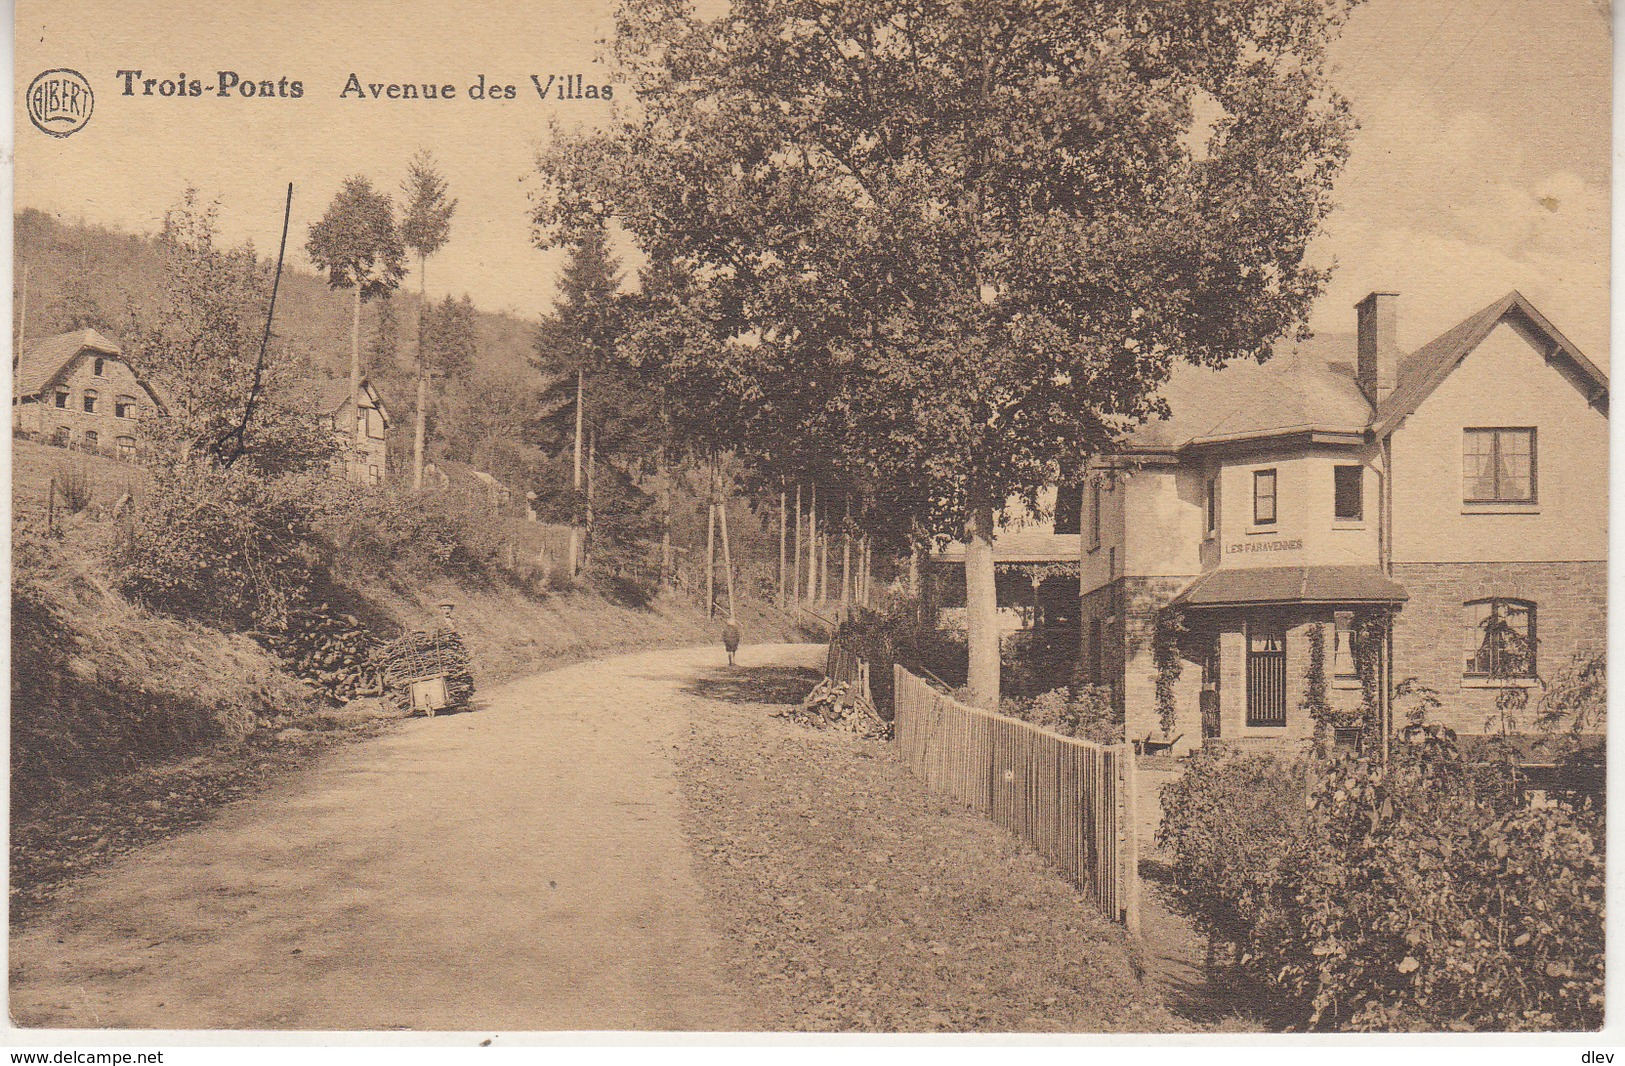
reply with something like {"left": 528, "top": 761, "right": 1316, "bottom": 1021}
{"left": 14, "top": 261, "right": 29, "bottom": 430}
{"left": 570, "top": 367, "right": 584, "bottom": 575}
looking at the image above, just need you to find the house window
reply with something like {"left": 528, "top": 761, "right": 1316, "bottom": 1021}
{"left": 1205, "top": 475, "right": 1218, "bottom": 537}
{"left": 366, "top": 407, "right": 386, "bottom": 440}
{"left": 54, "top": 390, "right": 69, "bottom": 409}
{"left": 1253, "top": 469, "right": 1277, "bottom": 525}
{"left": 1463, "top": 599, "right": 1536, "bottom": 679}
{"left": 53, "top": 426, "right": 71, "bottom": 446}
{"left": 93, "top": 357, "right": 105, "bottom": 376}
{"left": 1334, "top": 465, "right": 1363, "bottom": 521}
{"left": 1246, "top": 625, "right": 1288, "bottom": 726}
{"left": 83, "top": 430, "right": 100, "bottom": 451}
{"left": 1333, "top": 611, "right": 1360, "bottom": 680}
{"left": 368, "top": 465, "right": 382, "bottom": 486}
{"left": 1463, "top": 428, "right": 1535, "bottom": 503}
{"left": 82, "top": 389, "right": 98, "bottom": 414}
{"left": 1053, "top": 483, "right": 1083, "bottom": 535}
{"left": 1089, "top": 482, "right": 1103, "bottom": 551}
{"left": 115, "top": 395, "right": 138, "bottom": 418}
{"left": 116, "top": 435, "right": 136, "bottom": 460}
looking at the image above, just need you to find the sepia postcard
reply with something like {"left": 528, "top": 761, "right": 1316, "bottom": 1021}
{"left": 8, "top": 0, "right": 1612, "bottom": 1049}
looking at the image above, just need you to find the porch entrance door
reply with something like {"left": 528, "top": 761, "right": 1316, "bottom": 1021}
{"left": 1246, "top": 624, "right": 1287, "bottom": 727}
{"left": 1200, "top": 640, "right": 1221, "bottom": 739}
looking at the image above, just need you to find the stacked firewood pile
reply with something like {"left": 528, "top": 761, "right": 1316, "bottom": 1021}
{"left": 776, "top": 678, "right": 892, "bottom": 740}
{"left": 375, "top": 626, "right": 476, "bottom": 713}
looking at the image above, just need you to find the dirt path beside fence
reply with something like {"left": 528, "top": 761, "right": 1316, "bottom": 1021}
{"left": 675, "top": 663, "right": 1196, "bottom": 1032}
{"left": 11, "top": 643, "right": 818, "bottom": 1032}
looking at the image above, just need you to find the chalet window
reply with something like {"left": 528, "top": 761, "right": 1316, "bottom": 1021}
{"left": 115, "top": 395, "right": 138, "bottom": 418}
{"left": 1053, "top": 483, "right": 1083, "bottom": 535}
{"left": 116, "top": 435, "right": 136, "bottom": 460}
{"left": 55, "top": 390, "right": 69, "bottom": 409}
{"left": 82, "top": 389, "right": 98, "bottom": 414}
{"left": 1205, "top": 475, "right": 1218, "bottom": 536}
{"left": 1253, "top": 469, "right": 1277, "bottom": 525}
{"left": 1464, "top": 599, "right": 1536, "bottom": 679}
{"left": 1463, "top": 428, "right": 1535, "bottom": 503}
{"left": 93, "top": 357, "right": 105, "bottom": 376}
{"left": 1089, "top": 483, "right": 1102, "bottom": 551}
{"left": 1334, "top": 465, "right": 1363, "bottom": 521}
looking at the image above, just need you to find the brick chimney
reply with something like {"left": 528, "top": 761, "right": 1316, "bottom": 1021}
{"left": 1356, "top": 291, "right": 1400, "bottom": 405}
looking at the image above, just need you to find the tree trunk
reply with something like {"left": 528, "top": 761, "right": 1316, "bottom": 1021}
{"left": 841, "top": 498, "right": 852, "bottom": 604}
{"left": 964, "top": 499, "right": 1001, "bottom": 709}
{"left": 706, "top": 501, "right": 716, "bottom": 618}
{"left": 349, "top": 286, "right": 363, "bottom": 445}
{"left": 778, "top": 488, "right": 788, "bottom": 607}
{"left": 413, "top": 254, "right": 428, "bottom": 490}
{"left": 585, "top": 426, "right": 596, "bottom": 570}
{"left": 819, "top": 530, "right": 829, "bottom": 603}
{"left": 793, "top": 484, "right": 803, "bottom": 604}
{"left": 808, "top": 484, "right": 818, "bottom": 603}
{"left": 658, "top": 441, "right": 673, "bottom": 581}
{"left": 719, "top": 500, "right": 737, "bottom": 620}
{"left": 569, "top": 367, "right": 585, "bottom": 575}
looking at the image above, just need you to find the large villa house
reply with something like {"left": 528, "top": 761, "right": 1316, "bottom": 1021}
{"left": 1077, "top": 291, "right": 1607, "bottom": 751}
{"left": 12, "top": 329, "right": 165, "bottom": 455}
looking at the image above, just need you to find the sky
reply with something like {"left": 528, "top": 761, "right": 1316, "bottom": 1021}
{"left": 12, "top": 0, "right": 1613, "bottom": 363}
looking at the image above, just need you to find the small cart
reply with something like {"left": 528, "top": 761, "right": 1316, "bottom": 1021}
{"left": 378, "top": 625, "right": 475, "bottom": 717}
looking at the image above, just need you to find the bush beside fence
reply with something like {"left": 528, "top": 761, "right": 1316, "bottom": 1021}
{"left": 893, "top": 666, "right": 1139, "bottom": 928}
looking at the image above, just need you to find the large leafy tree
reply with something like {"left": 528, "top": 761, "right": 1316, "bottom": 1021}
{"left": 130, "top": 189, "right": 330, "bottom": 474}
{"left": 306, "top": 176, "right": 406, "bottom": 443}
{"left": 399, "top": 150, "right": 459, "bottom": 489}
{"left": 535, "top": 0, "right": 1359, "bottom": 705}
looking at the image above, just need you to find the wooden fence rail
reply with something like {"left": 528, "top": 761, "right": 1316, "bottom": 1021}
{"left": 893, "top": 666, "right": 1139, "bottom": 930}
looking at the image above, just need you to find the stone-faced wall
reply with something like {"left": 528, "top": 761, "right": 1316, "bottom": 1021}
{"left": 20, "top": 353, "right": 155, "bottom": 451}
{"left": 1081, "top": 575, "right": 1202, "bottom": 752}
{"left": 1390, "top": 561, "right": 1606, "bottom": 736}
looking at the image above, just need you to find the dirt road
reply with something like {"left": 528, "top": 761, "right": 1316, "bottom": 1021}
{"left": 10, "top": 642, "right": 823, "bottom": 1031}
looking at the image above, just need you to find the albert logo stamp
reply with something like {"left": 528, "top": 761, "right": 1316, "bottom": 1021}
{"left": 27, "top": 68, "right": 94, "bottom": 137}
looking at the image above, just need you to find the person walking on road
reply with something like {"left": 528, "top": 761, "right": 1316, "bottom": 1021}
{"left": 722, "top": 616, "right": 741, "bottom": 666}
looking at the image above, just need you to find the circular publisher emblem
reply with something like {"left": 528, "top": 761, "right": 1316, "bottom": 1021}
{"left": 27, "top": 68, "right": 94, "bottom": 137}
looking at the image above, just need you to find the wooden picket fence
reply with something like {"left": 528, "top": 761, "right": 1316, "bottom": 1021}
{"left": 893, "top": 666, "right": 1140, "bottom": 930}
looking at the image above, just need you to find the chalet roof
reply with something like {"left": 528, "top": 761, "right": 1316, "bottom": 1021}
{"left": 286, "top": 376, "right": 392, "bottom": 427}
{"left": 1170, "top": 564, "right": 1408, "bottom": 608}
{"left": 1373, "top": 290, "right": 1608, "bottom": 436}
{"left": 1121, "top": 291, "right": 1608, "bottom": 454}
{"left": 15, "top": 328, "right": 127, "bottom": 397}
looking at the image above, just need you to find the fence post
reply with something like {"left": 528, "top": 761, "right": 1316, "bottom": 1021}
{"left": 1119, "top": 742, "right": 1141, "bottom": 936}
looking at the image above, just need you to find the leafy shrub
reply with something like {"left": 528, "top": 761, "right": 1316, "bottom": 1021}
{"left": 1000, "top": 685, "right": 1120, "bottom": 745}
{"left": 1159, "top": 737, "right": 1604, "bottom": 1031}
{"left": 1157, "top": 745, "right": 1310, "bottom": 950}
{"left": 313, "top": 483, "right": 504, "bottom": 582}
{"left": 115, "top": 462, "right": 324, "bottom": 627}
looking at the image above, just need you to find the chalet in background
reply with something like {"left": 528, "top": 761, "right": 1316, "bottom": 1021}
{"left": 1079, "top": 291, "right": 1608, "bottom": 752}
{"left": 287, "top": 376, "right": 393, "bottom": 486}
{"left": 11, "top": 328, "right": 164, "bottom": 458}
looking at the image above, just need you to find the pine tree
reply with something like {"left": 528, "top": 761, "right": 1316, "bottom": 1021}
{"left": 399, "top": 150, "right": 458, "bottom": 488}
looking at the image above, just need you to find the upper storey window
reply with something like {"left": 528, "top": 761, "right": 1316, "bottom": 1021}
{"left": 1463, "top": 428, "right": 1535, "bottom": 503}
{"left": 1334, "top": 465, "right": 1364, "bottom": 522}
{"left": 1253, "top": 469, "right": 1277, "bottom": 525}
